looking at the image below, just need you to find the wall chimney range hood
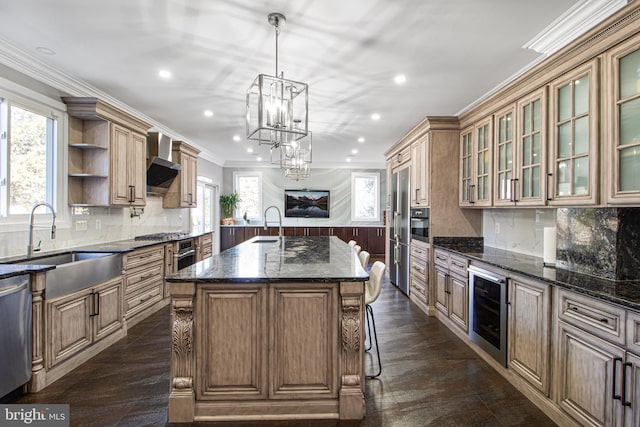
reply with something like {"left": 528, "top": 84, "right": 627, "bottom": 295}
{"left": 146, "top": 132, "right": 181, "bottom": 195}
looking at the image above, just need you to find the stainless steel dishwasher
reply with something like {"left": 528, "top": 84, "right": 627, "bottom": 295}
{"left": 0, "top": 274, "right": 32, "bottom": 398}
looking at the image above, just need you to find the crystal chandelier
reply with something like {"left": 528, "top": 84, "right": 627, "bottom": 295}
{"left": 246, "top": 13, "right": 308, "bottom": 149}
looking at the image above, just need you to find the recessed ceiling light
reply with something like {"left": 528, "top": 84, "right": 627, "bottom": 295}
{"left": 346, "top": 158, "right": 352, "bottom": 162}
{"left": 256, "top": 156, "right": 262, "bottom": 161}
{"left": 352, "top": 149, "right": 358, "bottom": 154}
{"left": 247, "top": 148, "right": 254, "bottom": 153}
{"left": 233, "top": 135, "right": 241, "bottom": 142}
{"left": 394, "top": 74, "right": 407, "bottom": 84}
{"left": 203, "top": 110, "right": 214, "bottom": 117}
{"left": 158, "top": 70, "right": 171, "bottom": 79}
{"left": 357, "top": 137, "right": 365, "bottom": 143}
{"left": 371, "top": 113, "right": 381, "bottom": 121}
{"left": 35, "top": 46, "right": 55, "bottom": 55}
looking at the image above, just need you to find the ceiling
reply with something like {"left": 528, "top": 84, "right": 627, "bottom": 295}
{"left": 0, "top": 0, "right": 611, "bottom": 168}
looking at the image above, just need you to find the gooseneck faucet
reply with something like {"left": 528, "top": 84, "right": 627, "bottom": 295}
{"left": 27, "top": 202, "right": 56, "bottom": 257}
{"left": 263, "top": 206, "right": 283, "bottom": 237}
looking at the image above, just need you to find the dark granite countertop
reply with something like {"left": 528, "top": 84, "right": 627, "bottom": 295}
{"left": 0, "top": 231, "right": 211, "bottom": 280}
{"left": 166, "top": 236, "right": 369, "bottom": 284}
{"left": 434, "top": 243, "right": 640, "bottom": 311}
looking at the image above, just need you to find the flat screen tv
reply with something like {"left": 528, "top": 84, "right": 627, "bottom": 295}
{"left": 284, "top": 190, "right": 330, "bottom": 218}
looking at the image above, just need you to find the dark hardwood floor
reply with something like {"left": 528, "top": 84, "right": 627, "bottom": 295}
{"left": 12, "top": 274, "right": 556, "bottom": 426}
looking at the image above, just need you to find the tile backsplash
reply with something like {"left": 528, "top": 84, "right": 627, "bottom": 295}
{"left": 482, "top": 209, "right": 557, "bottom": 257}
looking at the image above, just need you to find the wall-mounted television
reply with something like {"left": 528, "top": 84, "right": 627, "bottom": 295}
{"left": 284, "top": 190, "right": 330, "bottom": 218}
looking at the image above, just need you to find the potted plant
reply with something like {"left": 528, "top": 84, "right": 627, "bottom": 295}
{"left": 220, "top": 192, "right": 240, "bottom": 225}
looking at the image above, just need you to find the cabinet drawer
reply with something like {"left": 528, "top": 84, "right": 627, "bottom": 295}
{"left": 626, "top": 311, "right": 640, "bottom": 356}
{"left": 449, "top": 255, "right": 468, "bottom": 277}
{"left": 390, "top": 145, "right": 411, "bottom": 167}
{"left": 410, "top": 276, "right": 427, "bottom": 304}
{"left": 410, "top": 242, "right": 429, "bottom": 261}
{"left": 410, "top": 259, "right": 427, "bottom": 281}
{"left": 557, "top": 288, "right": 626, "bottom": 346}
{"left": 434, "top": 249, "right": 450, "bottom": 268}
{"left": 125, "top": 282, "right": 163, "bottom": 318}
{"left": 125, "top": 246, "right": 164, "bottom": 270}
{"left": 125, "top": 263, "right": 163, "bottom": 295}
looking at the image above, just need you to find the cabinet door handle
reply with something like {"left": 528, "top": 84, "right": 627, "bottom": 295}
{"left": 623, "top": 362, "right": 632, "bottom": 407}
{"left": 94, "top": 292, "right": 100, "bottom": 316}
{"left": 513, "top": 178, "right": 519, "bottom": 202}
{"left": 613, "top": 357, "right": 623, "bottom": 400}
{"left": 546, "top": 173, "right": 553, "bottom": 201}
{"left": 468, "top": 184, "right": 475, "bottom": 204}
{"left": 415, "top": 188, "right": 420, "bottom": 201}
{"left": 569, "top": 306, "right": 609, "bottom": 323}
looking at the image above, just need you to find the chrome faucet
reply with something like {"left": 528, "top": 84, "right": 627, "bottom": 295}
{"left": 27, "top": 202, "right": 56, "bottom": 257}
{"left": 263, "top": 205, "right": 283, "bottom": 237}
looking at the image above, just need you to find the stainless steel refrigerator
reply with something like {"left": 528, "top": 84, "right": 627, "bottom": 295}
{"left": 389, "top": 168, "right": 410, "bottom": 295}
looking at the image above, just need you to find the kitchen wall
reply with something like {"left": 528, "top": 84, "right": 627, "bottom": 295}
{"left": 222, "top": 167, "right": 386, "bottom": 227}
{"left": 482, "top": 208, "right": 557, "bottom": 257}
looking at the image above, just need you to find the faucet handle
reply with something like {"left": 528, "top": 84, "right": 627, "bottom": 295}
{"left": 51, "top": 225, "right": 56, "bottom": 239}
{"left": 34, "top": 240, "right": 42, "bottom": 252}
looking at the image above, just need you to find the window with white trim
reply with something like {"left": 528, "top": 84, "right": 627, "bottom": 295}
{"left": 233, "top": 171, "right": 262, "bottom": 220}
{"left": 191, "top": 177, "right": 216, "bottom": 233}
{"left": 351, "top": 172, "right": 379, "bottom": 221}
{"left": 0, "top": 95, "right": 58, "bottom": 217}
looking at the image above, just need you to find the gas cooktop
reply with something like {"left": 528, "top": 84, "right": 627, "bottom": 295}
{"left": 134, "top": 232, "right": 192, "bottom": 242}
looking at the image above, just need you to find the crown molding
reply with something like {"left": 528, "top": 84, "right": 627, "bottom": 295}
{"left": 0, "top": 36, "right": 225, "bottom": 166}
{"left": 522, "top": 0, "right": 629, "bottom": 55}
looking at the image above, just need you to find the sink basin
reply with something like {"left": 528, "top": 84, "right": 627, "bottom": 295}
{"left": 11, "top": 252, "right": 123, "bottom": 299}
{"left": 252, "top": 239, "right": 279, "bottom": 244}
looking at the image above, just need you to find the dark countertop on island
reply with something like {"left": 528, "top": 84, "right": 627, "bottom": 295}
{"left": 166, "top": 236, "right": 369, "bottom": 284}
{"left": 434, "top": 242, "right": 640, "bottom": 311}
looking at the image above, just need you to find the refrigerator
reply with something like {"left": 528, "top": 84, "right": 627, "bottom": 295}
{"left": 389, "top": 168, "right": 410, "bottom": 295}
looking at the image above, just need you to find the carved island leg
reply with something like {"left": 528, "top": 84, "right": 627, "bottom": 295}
{"left": 168, "top": 282, "right": 196, "bottom": 423}
{"left": 28, "top": 272, "right": 46, "bottom": 392}
{"left": 339, "top": 281, "right": 365, "bottom": 420}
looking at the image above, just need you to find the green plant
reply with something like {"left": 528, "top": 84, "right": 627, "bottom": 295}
{"left": 220, "top": 192, "right": 241, "bottom": 218}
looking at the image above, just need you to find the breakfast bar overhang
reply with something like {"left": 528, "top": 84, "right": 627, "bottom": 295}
{"left": 165, "top": 236, "right": 369, "bottom": 422}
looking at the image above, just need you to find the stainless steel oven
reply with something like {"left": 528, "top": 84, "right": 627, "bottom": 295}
{"left": 410, "top": 208, "right": 429, "bottom": 242}
{"left": 468, "top": 265, "right": 508, "bottom": 367}
{"left": 176, "top": 238, "right": 196, "bottom": 270}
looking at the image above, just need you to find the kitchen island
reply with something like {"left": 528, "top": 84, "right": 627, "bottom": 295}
{"left": 165, "top": 236, "right": 369, "bottom": 422}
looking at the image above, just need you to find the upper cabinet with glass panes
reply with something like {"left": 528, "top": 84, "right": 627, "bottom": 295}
{"left": 548, "top": 60, "right": 599, "bottom": 206}
{"left": 606, "top": 33, "right": 640, "bottom": 204}
{"left": 459, "top": 118, "right": 492, "bottom": 207}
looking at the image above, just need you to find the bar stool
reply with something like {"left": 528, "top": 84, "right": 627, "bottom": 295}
{"left": 358, "top": 250, "right": 370, "bottom": 270}
{"left": 353, "top": 245, "right": 362, "bottom": 255}
{"left": 348, "top": 240, "right": 357, "bottom": 247}
{"left": 365, "top": 261, "right": 385, "bottom": 379}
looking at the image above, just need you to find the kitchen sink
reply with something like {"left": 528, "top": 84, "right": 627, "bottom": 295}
{"left": 11, "top": 252, "right": 123, "bottom": 299}
{"left": 252, "top": 239, "right": 279, "bottom": 243}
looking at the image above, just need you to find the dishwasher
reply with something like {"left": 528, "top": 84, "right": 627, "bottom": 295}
{"left": 0, "top": 274, "right": 32, "bottom": 398}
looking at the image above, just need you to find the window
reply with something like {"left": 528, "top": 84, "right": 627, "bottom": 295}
{"left": 0, "top": 96, "right": 58, "bottom": 217}
{"left": 191, "top": 178, "right": 216, "bottom": 233}
{"left": 233, "top": 172, "right": 262, "bottom": 220}
{"left": 351, "top": 172, "right": 379, "bottom": 221}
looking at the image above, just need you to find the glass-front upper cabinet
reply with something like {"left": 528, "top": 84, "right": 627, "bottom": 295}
{"left": 493, "top": 105, "right": 515, "bottom": 206}
{"left": 548, "top": 60, "right": 599, "bottom": 206}
{"left": 459, "top": 118, "right": 493, "bottom": 207}
{"left": 516, "top": 88, "right": 547, "bottom": 206}
{"left": 459, "top": 127, "right": 474, "bottom": 206}
{"left": 607, "top": 35, "right": 640, "bottom": 204}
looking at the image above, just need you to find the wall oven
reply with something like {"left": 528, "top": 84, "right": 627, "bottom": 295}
{"left": 410, "top": 208, "right": 429, "bottom": 242}
{"left": 176, "top": 238, "right": 196, "bottom": 270}
{"left": 468, "top": 265, "right": 508, "bottom": 367}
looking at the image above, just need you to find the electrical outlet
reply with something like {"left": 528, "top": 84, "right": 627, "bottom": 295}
{"left": 75, "top": 220, "right": 88, "bottom": 231}
{"left": 95, "top": 219, "right": 101, "bottom": 230}
{"left": 494, "top": 222, "right": 500, "bottom": 234}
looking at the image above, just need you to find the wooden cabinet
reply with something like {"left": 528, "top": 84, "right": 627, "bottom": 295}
{"left": 110, "top": 123, "right": 146, "bottom": 206}
{"left": 459, "top": 118, "right": 493, "bottom": 207}
{"left": 46, "top": 277, "right": 123, "bottom": 368}
{"left": 606, "top": 35, "right": 640, "bottom": 204}
{"left": 342, "top": 227, "right": 368, "bottom": 248}
{"left": 433, "top": 249, "right": 468, "bottom": 332}
{"left": 163, "top": 141, "right": 200, "bottom": 208}
{"left": 294, "top": 227, "right": 320, "bottom": 236}
{"left": 366, "top": 227, "right": 385, "bottom": 257}
{"left": 220, "top": 226, "right": 245, "bottom": 251}
{"left": 411, "top": 135, "right": 429, "bottom": 207}
{"left": 409, "top": 239, "right": 429, "bottom": 314}
{"left": 318, "top": 227, "right": 345, "bottom": 241}
{"left": 507, "top": 274, "right": 551, "bottom": 395}
{"left": 196, "top": 232, "right": 213, "bottom": 261}
{"left": 123, "top": 245, "right": 165, "bottom": 324}
{"left": 548, "top": 59, "right": 600, "bottom": 206}
{"left": 63, "top": 97, "right": 151, "bottom": 207}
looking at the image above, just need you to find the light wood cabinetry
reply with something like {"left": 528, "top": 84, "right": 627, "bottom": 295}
{"left": 548, "top": 59, "right": 600, "bottom": 206}
{"left": 164, "top": 141, "right": 200, "bottom": 208}
{"left": 433, "top": 249, "right": 468, "bottom": 332}
{"left": 459, "top": 118, "right": 493, "bottom": 207}
{"left": 409, "top": 239, "right": 429, "bottom": 313}
{"left": 123, "top": 245, "right": 165, "bottom": 325}
{"left": 196, "top": 232, "right": 213, "bottom": 261}
{"left": 606, "top": 34, "right": 640, "bottom": 204}
{"left": 507, "top": 274, "right": 551, "bottom": 395}
{"left": 46, "top": 277, "right": 123, "bottom": 369}
{"left": 411, "top": 135, "right": 429, "bottom": 207}
{"left": 63, "top": 97, "right": 151, "bottom": 207}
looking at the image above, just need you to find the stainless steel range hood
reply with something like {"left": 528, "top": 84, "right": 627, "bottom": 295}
{"left": 147, "top": 132, "right": 181, "bottom": 196}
